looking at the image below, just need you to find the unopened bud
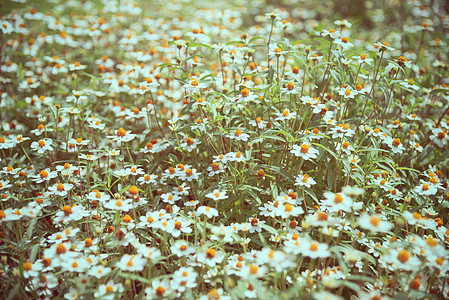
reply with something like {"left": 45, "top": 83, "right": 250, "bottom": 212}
{"left": 301, "top": 220, "right": 309, "bottom": 230}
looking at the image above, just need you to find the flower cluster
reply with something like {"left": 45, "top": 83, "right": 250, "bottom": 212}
{"left": 0, "top": 0, "right": 448, "bottom": 299}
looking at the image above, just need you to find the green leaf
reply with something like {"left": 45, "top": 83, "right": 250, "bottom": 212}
{"left": 120, "top": 185, "right": 131, "bottom": 193}
{"left": 14, "top": 101, "right": 29, "bottom": 109}
{"left": 226, "top": 40, "right": 243, "bottom": 46}
{"left": 312, "top": 142, "right": 337, "bottom": 159}
{"left": 437, "top": 149, "right": 449, "bottom": 164}
{"left": 304, "top": 188, "right": 318, "bottom": 204}
{"left": 263, "top": 165, "right": 295, "bottom": 182}
{"left": 30, "top": 244, "right": 39, "bottom": 262}
{"left": 181, "top": 54, "right": 204, "bottom": 65}
{"left": 429, "top": 88, "right": 449, "bottom": 95}
{"left": 260, "top": 224, "right": 278, "bottom": 235}
{"left": 267, "top": 66, "right": 275, "bottom": 83}
{"left": 6, "top": 284, "right": 20, "bottom": 300}
{"left": 118, "top": 271, "right": 150, "bottom": 283}
{"left": 248, "top": 36, "right": 265, "bottom": 44}
{"left": 250, "top": 134, "right": 285, "bottom": 145}
{"left": 188, "top": 42, "right": 211, "bottom": 49}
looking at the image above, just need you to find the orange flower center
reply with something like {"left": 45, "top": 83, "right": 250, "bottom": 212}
{"left": 63, "top": 205, "right": 72, "bottom": 216}
{"left": 116, "top": 127, "right": 126, "bottom": 137}
{"left": 369, "top": 216, "right": 381, "bottom": 227}
{"left": 175, "top": 221, "right": 182, "bottom": 230}
{"left": 300, "top": 144, "right": 309, "bottom": 154}
{"left": 206, "top": 248, "right": 216, "bottom": 258}
{"left": 128, "top": 186, "right": 139, "bottom": 195}
{"left": 334, "top": 194, "right": 343, "bottom": 203}
{"left": 397, "top": 249, "right": 410, "bottom": 263}
{"left": 234, "top": 129, "right": 242, "bottom": 136}
{"left": 56, "top": 243, "right": 67, "bottom": 254}
{"left": 309, "top": 242, "right": 318, "bottom": 251}
{"left": 23, "top": 262, "right": 32, "bottom": 271}
{"left": 392, "top": 138, "right": 401, "bottom": 147}
{"left": 57, "top": 183, "right": 65, "bottom": 192}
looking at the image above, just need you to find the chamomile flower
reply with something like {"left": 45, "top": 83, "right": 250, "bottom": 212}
{"left": 79, "top": 153, "right": 99, "bottom": 161}
{"left": 107, "top": 127, "right": 136, "bottom": 143}
{"left": 180, "top": 137, "right": 201, "bottom": 152}
{"left": 166, "top": 218, "right": 192, "bottom": 237}
{"left": 179, "top": 168, "right": 199, "bottom": 181}
{"left": 115, "top": 254, "right": 147, "bottom": 272}
{"left": 145, "top": 279, "right": 173, "bottom": 299}
{"left": 358, "top": 214, "right": 393, "bottom": 232}
{"left": 205, "top": 189, "right": 228, "bottom": 201}
{"left": 430, "top": 128, "right": 448, "bottom": 147}
{"left": 353, "top": 53, "right": 374, "bottom": 65}
{"left": 300, "top": 239, "right": 331, "bottom": 258}
{"left": 32, "top": 168, "right": 58, "bottom": 183}
{"left": 30, "top": 124, "right": 53, "bottom": 136}
{"left": 249, "top": 117, "right": 268, "bottom": 130}
{"left": 137, "top": 174, "right": 158, "bottom": 185}
{"left": 226, "top": 151, "right": 247, "bottom": 163}
{"left": 88, "top": 265, "right": 112, "bottom": 279}
{"left": 104, "top": 198, "right": 133, "bottom": 211}
{"left": 387, "top": 137, "right": 406, "bottom": 154}
{"left": 275, "top": 108, "right": 296, "bottom": 121}
{"left": 196, "top": 248, "right": 225, "bottom": 267}
{"left": 321, "top": 191, "right": 353, "bottom": 213}
{"left": 207, "top": 162, "right": 225, "bottom": 177}
{"left": 291, "top": 143, "right": 319, "bottom": 160}
{"left": 172, "top": 266, "right": 198, "bottom": 292}
{"left": 334, "top": 36, "right": 354, "bottom": 50}
{"left": 227, "top": 128, "right": 250, "bottom": 141}
{"left": 48, "top": 183, "right": 73, "bottom": 197}
{"left": 197, "top": 206, "right": 218, "bottom": 218}
{"left": 295, "top": 173, "right": 316, "bottom": 188}
{"left": 184, "top": 77, "right": 207, "bottom": 93}
{"left": 414, "top": 180, "right": 438, "bottom": 196}
{"left": 94, "top": 281, "right": 124, "bottom": 300}
{"left": 31, "top": 139, "right": 53, "bottom": 154}
{"left": 68, "top": 62, "right": 86, "bottom": 71}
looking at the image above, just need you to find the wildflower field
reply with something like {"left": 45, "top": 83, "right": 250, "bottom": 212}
{"left": 1, "top": 0, "right": 449, "bottom": 298}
